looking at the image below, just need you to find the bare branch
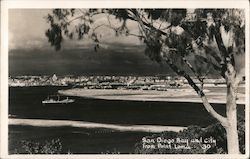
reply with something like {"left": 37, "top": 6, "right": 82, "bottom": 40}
{"left": 126, "top": 33, "right": 145, "bottom": 39}
{"left": 66, "top": 15, "right": 85, "bottom": 24}
{"left": 92, "top": 24, "right": 113, "bottom": 32}
{"left": 130, "top": 9, "right": 148, "bottom": 38}
{"left": 139, "top": 9, "right": 150, "bottom": 24}
{"left": 200, "top": 95, "right": 229, "bottom": 127}
{"left": 77, "top": 9, "right": 85, "bottom": 15}
{"left": 181, "top": 56, "right": 204, "bottom": 84}
{"left": 160, "top": 24, "right": 172, "bottom": 31}
{"left": 193, "top": 54, "right": 225, "bottom": 78}
{"left": 165, "top": 48, "right": 205, "bottom": 85}
{"left": 163, "top": 55, "right": 228, "bottom": 126}
{"left": 65, "top": 10, "right": 106, "bottom": 25}
{"left": 158, "top": 21, "right": 164, "bottom": 29}
{"left": 213, "top": 24, "right": 228, "bottom": 63}
{"left": 107, "top": 15, "right": 112, "bottom": 27}
{"left": 127, "top": 9, "right": 169, "bottom": 37}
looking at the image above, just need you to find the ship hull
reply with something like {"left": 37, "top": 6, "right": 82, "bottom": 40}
{"left": 42, "top": 99, "right": 75, "bottom": 104}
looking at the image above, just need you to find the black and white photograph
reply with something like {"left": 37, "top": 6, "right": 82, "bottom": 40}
{"left": 1, "top": 0, "right": 249, "bottom": 158}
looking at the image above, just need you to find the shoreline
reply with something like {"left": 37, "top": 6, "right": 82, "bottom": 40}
{"left": 9, "top": 118, "right": 186, "bottom": 133}
{"left": 58, "top": 88, "right": 245, "bottom": 105}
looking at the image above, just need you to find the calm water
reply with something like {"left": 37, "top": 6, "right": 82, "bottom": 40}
{"left": 8, "top": 86, "right": 245, "bottom": 154}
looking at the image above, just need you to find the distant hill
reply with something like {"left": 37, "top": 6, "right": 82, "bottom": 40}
{"left": 9, "top": 43, "right": 227, "bottom": 77}
{"left": 9, "top": 46, "right": 175, "bottom": 76}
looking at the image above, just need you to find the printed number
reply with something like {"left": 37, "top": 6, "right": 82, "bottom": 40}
{"left": 201, "top": 144, "right": 211, "bottom": 150}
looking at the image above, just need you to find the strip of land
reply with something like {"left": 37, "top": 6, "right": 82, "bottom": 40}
{"left": 9, "top": 118, "right": 186, "bottom": 133}
{"left": 58, "top": 88, "right": 245, "bottom": 104}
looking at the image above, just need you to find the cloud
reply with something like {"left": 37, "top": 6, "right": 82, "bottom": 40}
{"left": 9, "top": 9, "right": 51, "bottom": 50}
{"left": 9, "top": 9, "right": 142, "bottom": 51}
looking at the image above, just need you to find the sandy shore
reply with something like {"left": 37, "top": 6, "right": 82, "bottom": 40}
{"left": 9, "top": 118, "right": 186, "bottom": 133}
{"left": 58, "top": 88, "right": 245, "bottom": 104}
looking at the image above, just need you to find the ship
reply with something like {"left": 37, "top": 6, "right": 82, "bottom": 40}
{"left": 42, "top": 95, "right": 75, "bottom": 104}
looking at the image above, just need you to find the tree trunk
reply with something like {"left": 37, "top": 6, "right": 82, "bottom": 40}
{"left": 225, "top": 66, "right": 240, "bottom": 154}
{"left": 163, "top": 53, "right": 241, "bottom": 154}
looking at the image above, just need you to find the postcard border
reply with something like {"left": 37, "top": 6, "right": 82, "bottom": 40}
{"left": 1, "top": 0, "right": 249, "bottom": 159}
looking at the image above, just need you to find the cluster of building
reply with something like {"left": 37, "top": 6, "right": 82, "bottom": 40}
{"left": 8, "top": 74, "right": 227, "bottom": 91}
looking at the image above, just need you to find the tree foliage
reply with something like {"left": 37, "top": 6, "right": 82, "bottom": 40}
{"left": 134, "top": 117, "right": 245, "bottom": 154}
{"left": 45, "top": 8, "right": 245, "bottom": 154}
{"left": 19, "top": 139, "right": 62, "bottom": 154}
{"left": 45, "top": 8, "right": 244, "bottom": 79}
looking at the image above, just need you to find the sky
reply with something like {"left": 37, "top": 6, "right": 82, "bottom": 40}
{"left": 8, "top": 9, "right": 169, "bottom": 76}
{"left": 9, "top": 9, "right": 51, "bottom": 50}
{"left": 8, "top": 9, "right": 245, "bottom": 76}
{"left": 9, "top": 9, "right": 235, "bottom": 51}
{"left": 9, "top": 9, "right": 141, "bottom": 50}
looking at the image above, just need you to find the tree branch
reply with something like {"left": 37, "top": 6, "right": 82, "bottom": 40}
{"left": 213, "top": 24, "right": 228, "bottom": 74}
{"left": 191, "top": 51, "right": 225, "bottom": 78}
{"left": 181, "top": 56, "right": 204, "bottom": 84}
{"left": 65, "top": 10, "right": 106, "bottom": 25}
{"left": 163, "top": 55, "right": 228, "bottom": 126}
{"left": 213, "top": 37, "right": 227, "bottom": 59}
{"left": 92, "top": 24, "right": 112, "bottom": 32}
{"left": 129, "top": 9, "right": 148, "bottom": 38}
{"left": 127, "top": 9, "right": 169, "bottom": 37}
{"left": 66, "top": 15, "right": 85, "bottom": 24}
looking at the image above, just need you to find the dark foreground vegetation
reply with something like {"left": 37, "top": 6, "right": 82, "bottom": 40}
{"left": 135, "top": 116, "right": 245, "bottom": 154}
